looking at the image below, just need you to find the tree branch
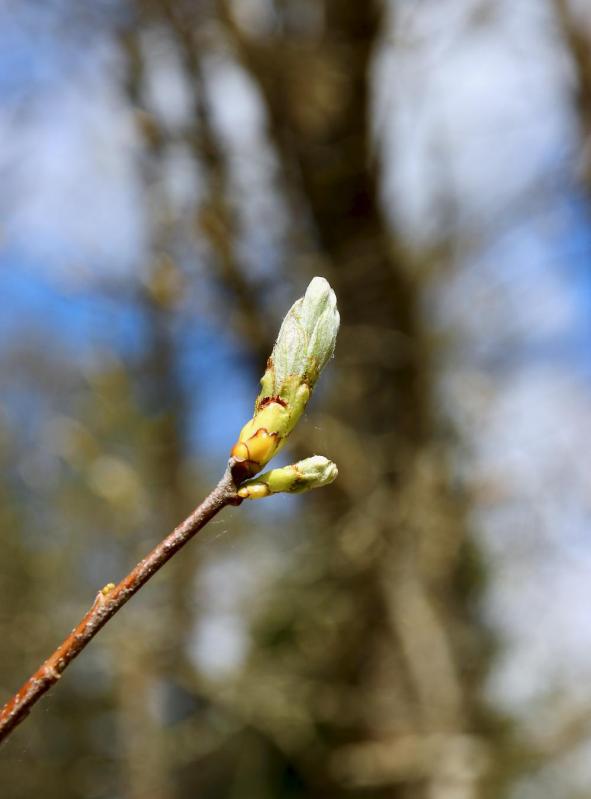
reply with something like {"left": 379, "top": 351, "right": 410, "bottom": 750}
{"left": 0, "top": 275, "right": 340, "bottom": 745}
{"left": 0, "top": 462, "right": 242, "bottom": 745}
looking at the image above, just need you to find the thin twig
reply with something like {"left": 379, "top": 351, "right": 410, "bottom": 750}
{"left": 0, "top": 462, "right": 241, "bottom": 744}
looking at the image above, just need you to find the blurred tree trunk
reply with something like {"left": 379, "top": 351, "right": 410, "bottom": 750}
{"left": 113, "top": 32, "right": 198, "bottom": 799}
{"left": 553, "top": 0, "right": 591, "bottom": 186}
{"left": 214, "top": 3, "right": 496, "bottom": 798}
{"left": 115, "top": 283, "right": 191, "bottom": 799}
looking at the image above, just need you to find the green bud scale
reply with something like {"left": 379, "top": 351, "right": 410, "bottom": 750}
{"left": 231, "top": 277, "right": 340, "bottom": 483}
{"left": 238, "top": 456, "right": 339, "bottom": 499}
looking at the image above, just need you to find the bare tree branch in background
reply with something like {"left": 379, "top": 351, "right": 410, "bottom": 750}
{"left": 164, "top": 1, "right": 272, "bottom": 362}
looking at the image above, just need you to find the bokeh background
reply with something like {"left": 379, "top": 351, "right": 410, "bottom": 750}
{"left": 2, "top": 1, "right": 591, "bottom": 797}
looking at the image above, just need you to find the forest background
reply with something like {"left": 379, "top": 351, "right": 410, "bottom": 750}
{"left": 2, "top": 1, "right": 591, "bottom": 798}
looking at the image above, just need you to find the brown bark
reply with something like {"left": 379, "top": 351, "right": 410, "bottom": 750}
{"left": 0, "top": 466, "right": 240, "bottom": 744}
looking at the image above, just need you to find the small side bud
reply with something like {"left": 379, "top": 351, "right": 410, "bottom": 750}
{"left": 238, "top": 456, "right": 338, "bottom": 499}
{"left": 231, "top": 277, "right": 339, "bottom": 481}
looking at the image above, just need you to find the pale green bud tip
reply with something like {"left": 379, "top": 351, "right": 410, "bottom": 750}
{"left": 295, "top": 455, "right": 338, "bottom": 488}
{"left": 238, "top": 455, "right": 338, "bottom": 499}
{"left": 270, "top": 276, "right": 339, "bottom": 392}
{"left": 231, "top": 278, "right": 339, "bottom": 483}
